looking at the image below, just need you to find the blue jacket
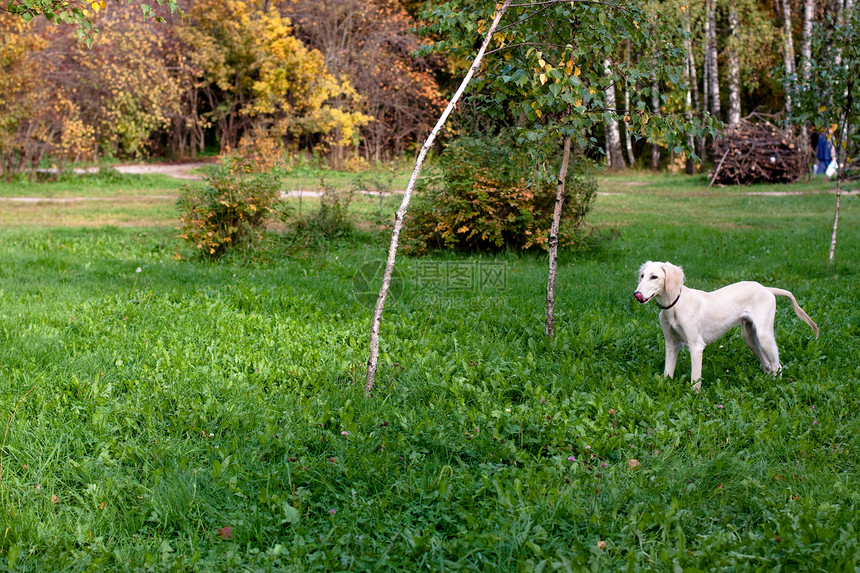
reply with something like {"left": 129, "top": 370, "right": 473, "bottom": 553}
{"left": 817, "top": 134, "right": 833, "bottom": 162}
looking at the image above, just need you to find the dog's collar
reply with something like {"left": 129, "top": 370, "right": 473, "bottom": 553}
{"left": 656, "top": 293, "right": 681, "bottom": 310}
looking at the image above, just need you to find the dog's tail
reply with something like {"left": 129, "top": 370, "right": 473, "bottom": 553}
{"left": 768, "top": 288, "right": 819, "bottom": 338}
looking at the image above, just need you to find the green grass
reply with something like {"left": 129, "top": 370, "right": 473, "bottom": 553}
{"left": 0, "top": 170, "right": 189, "bottom": 198}
{"left": 0, "top": 172, "right": 858, "bottom": 571}
{"left": 279, "top": 161, "right": 412, "bottom": 193}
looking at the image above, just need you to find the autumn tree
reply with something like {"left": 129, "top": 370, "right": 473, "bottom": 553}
{"left": 0, "top": 5, "right": 188, "bottom": 170}
{"left": 284, "top": 0, "right": 445, "bottom": 163}
{"left": 176, "top": 0, "right": 371, "bottom": 161}
{"left": 62, "top": 8, "right": 183, "bottom": 158}
{"left": 0, "top": 16, "right": 56, "bottom": 175}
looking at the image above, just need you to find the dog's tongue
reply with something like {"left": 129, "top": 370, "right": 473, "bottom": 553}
{"left": 634, "top": 292, "right": 646, "bottom": 303}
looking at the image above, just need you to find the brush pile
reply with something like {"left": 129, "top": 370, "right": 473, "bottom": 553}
{"left": 710, "top": 116, "right": 808, "bottom": 185}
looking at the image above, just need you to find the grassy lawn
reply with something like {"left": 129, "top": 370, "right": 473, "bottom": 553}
{"left": 0, "top": 170, "right": 858, "bottom": 571}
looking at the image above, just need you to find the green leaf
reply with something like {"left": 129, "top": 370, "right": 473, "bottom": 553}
{"left": 7, "top": 545, "right": 20, "bottom": 571}
{"left": 283, "top": 503, "right": 300, "bottom": 524}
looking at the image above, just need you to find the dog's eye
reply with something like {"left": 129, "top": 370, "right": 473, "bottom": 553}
{"left": 650, "top": 275, "right": 658, "bottom": 280}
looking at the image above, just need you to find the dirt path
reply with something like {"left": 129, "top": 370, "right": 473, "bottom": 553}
{"left": 39, "top": 162, "right": 209, "bottom": 180}
{"left": 7, "top": 163, "right": 856, "bottom": 201}
{"left": 112, "top": 162, "right": 209, "bottom": 180}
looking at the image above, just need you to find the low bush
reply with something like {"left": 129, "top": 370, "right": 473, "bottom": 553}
{"left": 292, "top": 180, "right": 357, "bottom": 241}
{"left": 177, "top": 157, "right": 285, "bottom": 259}
{"left": 404, "top": 135, "right": 596, "bottom": 253}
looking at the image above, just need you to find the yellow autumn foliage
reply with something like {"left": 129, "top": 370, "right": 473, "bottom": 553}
{"left": 179, "top": 0, "right": 370, "bottom": 155}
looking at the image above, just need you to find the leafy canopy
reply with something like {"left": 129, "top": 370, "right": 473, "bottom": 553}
{"left": 420, "top": 0, "right": 719, "bottom": 170}
{"left": 4, "top": 0, "right": 181, "bottom": 46}
{"left": 787, "top": 9, "right": 860, "bottom": 164}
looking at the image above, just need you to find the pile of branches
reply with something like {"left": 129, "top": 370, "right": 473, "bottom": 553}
{"left": 710, "top": 115, "right": 807, "bottom": 185}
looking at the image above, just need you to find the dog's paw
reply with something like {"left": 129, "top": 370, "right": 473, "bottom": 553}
{"left": 691, "top": 381, "right": 702, "bottom": 393}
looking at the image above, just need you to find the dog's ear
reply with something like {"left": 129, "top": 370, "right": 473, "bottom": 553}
{"left": 662, "top": 263, "right": 685, "bottom": 295}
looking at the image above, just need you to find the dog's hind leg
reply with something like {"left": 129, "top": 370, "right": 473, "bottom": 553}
{"left": 753, "top": 310, "right": 782, "bottom": 375}
{"left": 741, "top": 319, "right": 769, "bottom": 371}
{"left": 757, "top": 330, "right": 781, "bottom": 375}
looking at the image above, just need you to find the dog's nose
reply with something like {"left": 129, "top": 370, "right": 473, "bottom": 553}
{"left": 634, "top": 291, "right": 646, "bottom": 303}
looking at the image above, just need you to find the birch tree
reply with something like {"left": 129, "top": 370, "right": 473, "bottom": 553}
{"left": 650, "top": 68, "right": 662, "bottom": 171}
{"left": 782, "top": 0, "right": 797, "bottom": 115}
{"left": 726, "top": 5, "right": 742, "bottom": 126}
{"left": 603, "top": 58, "right": 626, "bottom": 170}
{"left": 364, "top": 0, "right": 513, "bottom": 393}
{"left": 623, "top": 41, "right": 637, "bottom": 167}
{"left": 706, "top": 0, "right": 721, "bottom": 119}
{"left": 545, "top": 136, "right": 571, "bottom": 337}
{"left": 799, "top": 0, "right": 815, "bottom": 162}
{"left": 788, "top": 6, "right": 859, "bottom": 262}
{"left": 683, "top": 4, "right": 704, "bottom": 170}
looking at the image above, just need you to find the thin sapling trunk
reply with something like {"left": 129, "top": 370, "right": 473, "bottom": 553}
{"left": 545, "top": 137, "right": 572, "bottom": 337}
{"left": 364, "top": 0, "right": 513, "bottom": 394}
{"left": 830, "top": 78, "right": 853, "bottom": 262}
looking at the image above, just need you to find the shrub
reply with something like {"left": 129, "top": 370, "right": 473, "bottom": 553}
{"left": 177, "top": 156, "right": 285, "bottom": 259}
{"left": 292, "top": 180, "right": 357, "bottom": 240}
{"left": 404, "top": 135, "right": 596, "bottom": 253}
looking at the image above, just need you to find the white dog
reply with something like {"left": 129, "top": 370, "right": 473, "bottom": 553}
{"left": 633, "top": 261, "right": 819, "bottom": 391}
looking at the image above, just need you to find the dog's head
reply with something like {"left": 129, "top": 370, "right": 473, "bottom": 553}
{"left": 634, "top": 261, "right": 685, "bottom": 304}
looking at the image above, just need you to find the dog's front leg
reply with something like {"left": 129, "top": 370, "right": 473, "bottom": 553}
{"left": 659, "top": 316, "right": 682, "bottom": 379}
{"left": 689, "top": 341, "right": 705, "bottom": 393}
{"left": 663, "top": 339, "right": 682, "bottom": 379}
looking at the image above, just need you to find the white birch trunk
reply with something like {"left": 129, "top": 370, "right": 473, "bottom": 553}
{"left": 800, "top": 0, "right": 814, "bottom": 82}
{"left": 830, "top": 178, "right": 842, "bottom": 261}
{"left": 782, "top": 0, "right": 796, "bottom": 114}
{"left": 727, "top": 5, "right": 741, "bottom": 126}
{"left": 623, "top": 42, "right": 636, "bottom": 167}
{"left": 624, "top": 83, "right": 636, "bottom": 167}
{"left": 603, "top": 58, "right": 626, "bottom": 170}
{"left": 683, "top": 5, "right": 702, "bottom": 170}
{"left": 835, "top": 0, "right": 845, "bottom": 67}
{"left": 830, "top": 79, "right": 854, "bottom": 262}
{"left": 650, "top": 70, "right": 661, "bottom": 171}
{"left": 702, "top": 4, "right": 710, "bottom": 120}
{"left": 364, "top": 0, "right": 513, "bottom": 393}
{"left": 800, "top": 0, "right": 815, "bottom": 166}
{"left": 545, "top": 137, "right": 572, "bottom": 337}
{"left": 707, "top": 0, "right": 721, "bottom": 119}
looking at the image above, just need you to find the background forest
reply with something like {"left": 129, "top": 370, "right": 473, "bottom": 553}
{"left": 0, "top": 0, "right": 445, "bottom": 173}
{"left": 0, "top": 0, "right": 853, "bottom": 176}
